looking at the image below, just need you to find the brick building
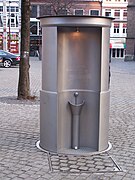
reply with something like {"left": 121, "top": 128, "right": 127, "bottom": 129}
{"left": 31, "top": 0, "right": 102, "bottom": 17}
{"left": 125, "top": 0, "right": 135, "bottom": 60}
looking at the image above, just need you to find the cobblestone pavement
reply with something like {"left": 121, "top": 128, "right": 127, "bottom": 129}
{"left": 0, "top": 58, "right": 135, "bottom": 179}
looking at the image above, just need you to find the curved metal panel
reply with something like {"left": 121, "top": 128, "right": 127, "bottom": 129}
{"left": 39, "top": 16, "right": 113, "bottom": 28}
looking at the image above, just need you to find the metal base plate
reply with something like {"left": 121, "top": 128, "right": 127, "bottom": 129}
{"left": 36, "top": 141, "right": 112, "bottom": 156}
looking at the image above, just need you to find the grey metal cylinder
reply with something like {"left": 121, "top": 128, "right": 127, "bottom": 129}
{"left": 38, "top": 16, "right": 113, "bottom": 154}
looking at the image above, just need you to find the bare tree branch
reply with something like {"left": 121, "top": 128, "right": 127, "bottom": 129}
{"left": 41, "top": 0, "right": 75, "bottom": 15}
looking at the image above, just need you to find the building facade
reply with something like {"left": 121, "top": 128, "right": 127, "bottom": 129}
{"left": 0, "top": 0, "right": 130, "bottom": 59}
{"left": 102, "top": 0, "right": 128, "bottom": 59}
{"left": 30, "top": 0, "right": 102, "bottom": 56}
{"left": 31, "top": 0, "right": 129, "bottom": 59}
{"left": 0, "top": 0, "right": 21, "bottom": 54}
{"left": 125, "top": 0, "right": 135, "bottom": 60}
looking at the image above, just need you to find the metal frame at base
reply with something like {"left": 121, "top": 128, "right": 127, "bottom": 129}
{"left": 36, "top": 140, "right": 112, "bottom": 156}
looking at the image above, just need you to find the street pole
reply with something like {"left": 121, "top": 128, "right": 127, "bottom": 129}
{"left": 8, "top": 1, "right": 11, "bottom": 52}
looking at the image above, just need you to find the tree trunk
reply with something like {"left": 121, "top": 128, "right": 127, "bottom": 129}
{"left": 18, "top": 0, "right": 31, "bottom": 99}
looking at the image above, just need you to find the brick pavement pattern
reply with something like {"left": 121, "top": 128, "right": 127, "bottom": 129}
{"left": 0, "top": 58, "right": 135, "bottom": 179}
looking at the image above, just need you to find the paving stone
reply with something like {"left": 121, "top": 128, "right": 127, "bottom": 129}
{"left": 59, "top": 156, "right": 68, "bottom": 160}
{"left": 51, "top": 157, "right": 60, "bottom": 161}
{"left": 69, "top": 164, "right": 79, "bottom": 169}
{"left": 94, "top": 161, "right": 104, "bottom": 166}
{"left": 76, "top": 162, "right": 86, "bottom": 166}
{"left": 86, "top": 160, "right": 95, "bottom": 164}
{"left": 86, "top": 163, "right": 95, "bottom": 168}
{"left": 60, "top": 159, "right": 68, "bottom": 163}
{"left": 59, "top": 163, "right": 68, "bottom": 167}
{"left": 2, "top": 178, "right": 14, "bottom": 180}
{"left": 68, "top": 156, "right": 77, "bottom": 161}
{"left": 51, "top": 161, "right": 60, "bottom": 166}
{"left": 70, "top": 169, "right": 80, "bottom": 173}
{"left": 88, "top": 167, "right": 98, "bottom": 172}
{"left": 18, "top": 173, "right": 31, "bottom": 179}
{"left": 60, "top": 167, "right": 70, "bottom": 171}
{"left": 52, "top": 165, "right": 60, "bottom": 170}
{"left": 77, "top": 158, "right": 86, "bottom": 163}
{"left": 78, "top": 166, "right": 89, "bottom": 171}
{"left": 68, "top": 161, "right": 77, "bottom": 165}
{"left": 95, "top": 165, "right": 106, "bottom": 170}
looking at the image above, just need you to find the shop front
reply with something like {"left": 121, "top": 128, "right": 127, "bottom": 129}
{"left": 7, "top": 32, "right": 19, "bottom": 54}
{"left": 110, "top": 40, "right": 126, "bottom": 59}
{"left": 30, "top": 35, "right": 42, "bottom": 57}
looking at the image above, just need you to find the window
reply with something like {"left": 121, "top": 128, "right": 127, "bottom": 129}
{"left": 7, "top": 7, "right": 9, "bottom": 12}
{"left": 0, "top": 7, "right": 3, "bottom": 27}
{"left": 0, "top": 51, "right": 7, "bottom": 55}
{"left": 111, "top": 49, "right": 124, "bottom": 58}
{"left": 7, "top": 11, "right": 19, "bottom": 28}
{"left": 117, "top": 49, "right": 120, "bottom": 57}
{"left": 7, "top": 6, "right": 19, "bottom": 13}
{"left": 57, "top": 9, "right": 67, "bottom": 15}
{"left": 11, "top": 7, "right": 15, "bottom": 12}
{"left": 7, "top": 6, "right": 15, "bottom": 12}
{"left": 31, "top": 5, "right": 37, "bottom": 18}
{"left": 75, "top": 9, "right": 83, "bottom": 16}
{"left": 123, "top": 24, "right": 127, "bottom": 33}
{"left": 0, "top": 12, "right": 3, "bottom": 27}
{"left": 114, "top": 23, "right": 119, "bottom": 33}
{"left": 0, "top": 6, "right": 3, "bottom": 12}
{"left": 40, "top": 5, "right": 51, "bottom": 16}
{"left": 112, "top": 49, "right": 116, "bottom": 58}
{"left": 90, "top": 10, "right": 99, "bottom": 16}
{"left": 16, "top": 7, "right": 19, "bottom": 12}
{"left": 16, "top": 16, "right": 18, "bottom": 27}
{"left": 121, "top": 49, "right": 124, "bottom": 57}
{"left": 10, "top": 13, "right": 16, "bottom": 27}
{"left": 105, "top": 9, "right": 111, "bottom": 17}
{"left": 30, "top": 22, "right": 37, "bottom": 34}
{"left": 114, "top": 10, "right": 120, "bottom": 19}
{"left": 123, "top": 10, "right": 127, "bottom": 20}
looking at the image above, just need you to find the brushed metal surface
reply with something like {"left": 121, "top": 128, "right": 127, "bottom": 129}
{"left": 40, "top": 90, "right": 57, "bottom": 152}
{"left": 42, "top": 27, "right": 57, "bottom": 92}
{"left": 100, "top": 27, "right": 110, "bottom": 91}
{"left": 98, "top": 91, "right": 110, "bottom": 151}
{"left": 58, "top": 27, "right": 101, "bottom": 91}
{"left": 39, "top": 16, "right": 113, "bottom": 28}
{"left": 58, "top": 91, "right": 100, "bottom": 151}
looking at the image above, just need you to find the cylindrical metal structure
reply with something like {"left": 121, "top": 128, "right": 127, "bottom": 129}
{"left": 39, "top": 16, "right": 113, "bottom": 154}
